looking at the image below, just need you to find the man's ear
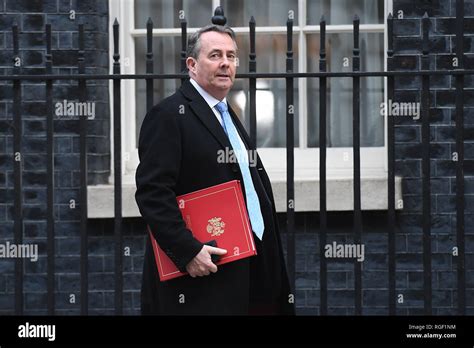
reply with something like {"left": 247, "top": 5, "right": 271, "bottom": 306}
{"left": 186, "top": 57, "right": 197, "bottom": 73}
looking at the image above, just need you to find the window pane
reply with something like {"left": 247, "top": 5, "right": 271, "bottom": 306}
{"left": 135, "top": 37, "right": 181, "bottom": 145}
{"left": 135, "top": 34, "right": 299, "bottom": 148}
{"left": 232, "top": 34, "right": 299, "bottom": 148}
{"left": 307, "top": 0, "right": 384, "bottom": 25}
{"left": 134, "top": 0, "right": 212, "bottom": 28}
{"left": 222, "top": 0, "right": 298, "bottom": 27}
{"left": 307, "top": 32, "right": 384, "bottom": 147}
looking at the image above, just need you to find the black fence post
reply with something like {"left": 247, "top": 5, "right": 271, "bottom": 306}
{"left": 249, "top": 16, "right": 257, "bottom": 150}
{"left": 386, "top": 13, "right": 396, "bottom": 316}
{"left": 455, "top": 0, "right": 466, "bottom": 315}
{"left": 113, "top": 18, "right": 124, "bottom": 315}
{"left": 421, "top": 12, "right": 432, "bottom": 315}
{"left": 319, "top": 15, "right": 328, "bottom": 316}
{"left": 45, "top": 22, "right": 55, "bottom": 315}
{"left": 146, "top": 18, "right": 154, "bottom": 112}
{"left": 286, "top": 14, "right": 295, "bottom": 295}
{"left": 12, "top": 22, "right": 23, "bottom": 316}
{"left": 78, "top": 21, "right": 89, "bottom": 316}
{"left": 180, "top": 15, "right": 187, "bottom": 83}
{"left": 352, "top": 14, "right": 362, "bottom": 316}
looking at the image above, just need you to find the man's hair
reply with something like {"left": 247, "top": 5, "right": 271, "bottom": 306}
{"left": 187, "top": 24, "right": 236, "bottom": 59}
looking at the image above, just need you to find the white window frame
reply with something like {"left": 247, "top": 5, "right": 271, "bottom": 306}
{"left": 90, "top": 0, "right": 399, "bottom": 217}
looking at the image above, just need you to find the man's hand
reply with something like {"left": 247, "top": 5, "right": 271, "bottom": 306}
{"left": 186, "top": 245, "right": 227, "bottom": 278}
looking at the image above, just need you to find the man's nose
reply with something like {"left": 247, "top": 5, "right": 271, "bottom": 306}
{"left": 219, "top": 56, "right": 231, "bottom": 67}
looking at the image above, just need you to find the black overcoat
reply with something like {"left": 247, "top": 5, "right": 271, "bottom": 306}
{"left": 135, "top": 79, "right": 294, "bottom": 315}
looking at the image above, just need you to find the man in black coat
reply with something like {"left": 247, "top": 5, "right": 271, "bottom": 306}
{"left": 135, "top": 24, "right": 294, "bottom": 315}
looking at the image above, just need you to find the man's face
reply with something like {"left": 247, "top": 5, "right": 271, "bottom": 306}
{"left": 187, "top": 31, "right": 237, "bottom": 100}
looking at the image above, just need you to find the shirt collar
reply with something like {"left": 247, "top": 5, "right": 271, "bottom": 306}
{"left": 190, "top": 78, "right": 227, "bottom": 109}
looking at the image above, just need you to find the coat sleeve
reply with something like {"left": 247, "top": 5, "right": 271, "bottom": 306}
{"left": 135, "top": 102, "right": 203, "bottom": 272}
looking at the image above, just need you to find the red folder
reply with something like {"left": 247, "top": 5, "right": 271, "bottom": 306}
{"left": 148, "top": 180, "right": 257, "bottom": 281}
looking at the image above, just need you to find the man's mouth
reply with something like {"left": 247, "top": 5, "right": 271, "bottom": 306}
{"left": 216, "top": 74, "right": 230, "bottom": 78}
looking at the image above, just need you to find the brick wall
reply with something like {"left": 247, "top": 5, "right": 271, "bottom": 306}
{"left": 0, "top": 0, "right": 110, "bottom": 314}
{"left": 390, "top": 0, "right": 474, "bottom": 314}
{"left": 273, "top": 0, "right": 473, "bottom": 317}
{"left": 279, "top": 211, "right": 395, "bottom": 315}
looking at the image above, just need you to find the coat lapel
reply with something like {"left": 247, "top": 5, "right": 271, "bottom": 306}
{"left": 179, "top": 79, "right": 268, "bottom": 194}
{"left": 180, "top": 79, "right": 232, "bottom": 150}
{"left": 228, "top": 106, "right": 252, "bottom": 151}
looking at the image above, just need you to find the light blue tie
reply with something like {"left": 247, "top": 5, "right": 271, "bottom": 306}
{"left": 215, "top": 101, "right": 265, "bottom": 240}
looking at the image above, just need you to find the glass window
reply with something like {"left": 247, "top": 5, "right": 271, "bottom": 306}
{"left": 231, "top": 34, "right": 299, "bottom": 147}
{"left": 307, "top": 0, "right": 384, "bottom": 25}
{"left": 221, "top": 0, "right": 299, "bottom": 26}
{"left": 132, "top": 0, "right": 386, "bottom": 151}
{"left": 134, "top": 0, "right": 212, "bottom": 28}
{"left": 306, "top": 32, "right": 384, "bottom": 147}
{"left": 134, "top": 37, "right": 181, "bottom": 143}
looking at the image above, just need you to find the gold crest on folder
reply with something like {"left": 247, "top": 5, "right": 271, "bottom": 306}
{"left": 207, "top": 217, "right": 225, "bottom": 237}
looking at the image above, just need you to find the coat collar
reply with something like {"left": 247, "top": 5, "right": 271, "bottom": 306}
{"left": 179, "top": 79, "right": 252, "bottom": 151}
